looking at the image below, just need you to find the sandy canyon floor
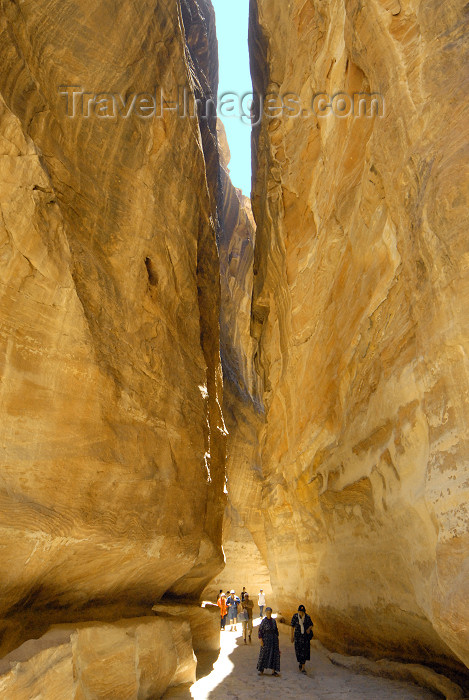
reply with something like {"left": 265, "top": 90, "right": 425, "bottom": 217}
{"left": 164, "top": 618, "right": 440, "bottom": 700}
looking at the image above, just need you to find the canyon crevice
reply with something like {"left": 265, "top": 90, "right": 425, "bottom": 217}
{"left": 0, "top": 0, "right": 467, "bottom": 696}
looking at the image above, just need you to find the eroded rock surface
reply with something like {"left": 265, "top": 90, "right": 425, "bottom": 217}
{"left": 1, "top": 0, "right": 468, "bottom": 693}
{"left": 247, "top": 0, "right": 469, "bottom": 677}
{"left": 0, "top": 0, "right": 225, "bottom": 671}
{"left": 152, "top": 602, "right": 221, "bottom": 653}
{"left": 0, "top": 617, "right": 196, "bottom": 700}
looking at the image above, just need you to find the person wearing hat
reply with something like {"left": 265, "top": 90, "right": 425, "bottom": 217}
{"left": 290, "top": 604, "right": 314, "bottom": 673}
{"left": 226, "top": 589, "right": 240, "bottom": 631}
{"left": 257, "top": 607, "right": 280, "bottom": 676}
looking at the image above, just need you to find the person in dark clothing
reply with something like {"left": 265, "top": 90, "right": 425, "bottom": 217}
{"left": 290, "top": 604, "right": 313, "bottom": 673}
{"left": 257, "top": 607, "right": 280, "bottom": 676}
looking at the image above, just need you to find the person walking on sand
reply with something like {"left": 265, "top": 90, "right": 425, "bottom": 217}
{"left": 290, "top": 604, "right": 314, "bottom": 673}
{"left": 217, "top": 591, "right": 227, "bottom": 631}
{"left": 257, "top": 607, "right": 280, "bottom": 676}
{"left": 258, "top": 589, "right": 266, "bottom": 618}
{"left": 240, "top": 592, "right": 254, "bottom": 644}
{"left": 226, "top": 589, "right": 240, "bottom": 631}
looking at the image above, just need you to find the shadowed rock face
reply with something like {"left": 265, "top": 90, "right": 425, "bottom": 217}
{"left": 0, "top": 0, "right": 225, "bottom": 657}
{"left": 248, "top": 0, "right": 469, "bottom": 677}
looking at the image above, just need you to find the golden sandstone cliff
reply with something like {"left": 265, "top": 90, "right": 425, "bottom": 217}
{"left": 247, "top": 0, "right": 468, "bottom": 680}
{"left": 0, "top": 0, "right": 225, "bottom": 693}
{"left": 0, "top": 0, "right": 468, "bottom": 695}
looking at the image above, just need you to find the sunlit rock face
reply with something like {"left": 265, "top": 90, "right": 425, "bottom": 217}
{"left": 0, "top": 0, "right": 225, "bottom": 667}
{"left": 249, "top": 0, "right": 469, "bottom": 675}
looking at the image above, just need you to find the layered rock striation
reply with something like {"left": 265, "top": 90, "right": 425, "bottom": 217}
{"left": 247, "top": 0, "right": 469, "bottom": 679}
{"left": 0, "top": 0, "right": 225, "bottom": 682}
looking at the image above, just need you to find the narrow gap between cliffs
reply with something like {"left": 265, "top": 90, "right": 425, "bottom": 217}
{"left": 211, "top": 0, "right": 253, "bottom": 198}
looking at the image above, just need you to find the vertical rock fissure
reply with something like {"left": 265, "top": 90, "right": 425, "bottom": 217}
{"left": 201, "top": 0, "right": 277, "bottom": 611}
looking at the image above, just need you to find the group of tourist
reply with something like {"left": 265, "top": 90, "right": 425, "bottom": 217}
{"left": 216, "top": 590, "right": 314, "bottom": 676}
{"left": 217, "top": 588, "right": 266, "bottom": 643}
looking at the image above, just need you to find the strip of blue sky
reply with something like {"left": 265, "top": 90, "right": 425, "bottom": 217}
{"left": 212, "top": 0, "right": 252, "bottom": 196}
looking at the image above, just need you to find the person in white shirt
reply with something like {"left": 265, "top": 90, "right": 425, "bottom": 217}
{"left": 258, "top": 589, "right": 266, "bottom": 617}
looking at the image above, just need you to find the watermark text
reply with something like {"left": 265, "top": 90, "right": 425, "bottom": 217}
{"left": 58, "top": 86, "right": 385, "bottom": 124}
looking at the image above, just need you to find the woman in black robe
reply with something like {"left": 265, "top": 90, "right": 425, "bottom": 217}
{"left": 290, "top": 604, "right": 313, "bottom": 673}
{"left": 257, "top": 607, "right": 280, "bottom": 676}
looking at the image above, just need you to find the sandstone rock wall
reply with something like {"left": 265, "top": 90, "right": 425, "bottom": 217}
{"left": 0, "top": 0, "right": 225, "bottom": 675}
{"left": 248, "top": 0, "right": 469, "bottom": 677}
{"left": 152, "top": 602, "right": 221, "bottom": 653}
{"left": 0, "top": 616, "right": 197, "bottom": 699}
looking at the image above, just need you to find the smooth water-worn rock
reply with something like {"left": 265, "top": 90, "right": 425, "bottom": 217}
{"left": 0, "top": 617, "right": 196, "bottom": 699}
{"left": 248, "top": 0, "right": 469, "bottom": 676}
{"left": 152, "top": 602, "right": 221, "bottom": 653}
{"left": 0, "top": 0, "right": 225, "bottom": 662}
{"left": 323, "top": 646, "right": 466, "bottom": 700}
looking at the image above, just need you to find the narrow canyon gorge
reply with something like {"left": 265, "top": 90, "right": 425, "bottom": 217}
{"left": 0, "top": 0, "right": 467, "bottom": 697}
